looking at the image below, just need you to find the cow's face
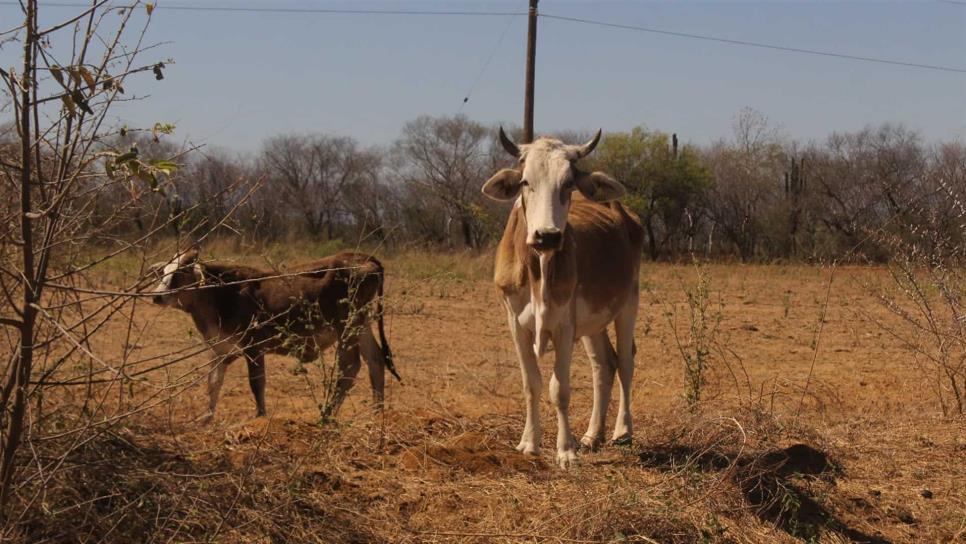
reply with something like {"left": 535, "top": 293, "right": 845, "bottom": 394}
{"left": 482, "top": 128, "right": 625, "bottom": 253}
{"left": 150, "top": 250, "right": 201, "bottom": 306}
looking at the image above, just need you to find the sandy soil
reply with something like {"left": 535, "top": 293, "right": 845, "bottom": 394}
{"left": 18, "top": 256, "right": 966, "bottom": 543}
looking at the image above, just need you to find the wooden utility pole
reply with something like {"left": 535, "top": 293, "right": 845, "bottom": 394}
{"left": 523, "top": 0, "right": 538, "bottom": 143}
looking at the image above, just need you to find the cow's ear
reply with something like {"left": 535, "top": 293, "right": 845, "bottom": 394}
{"left": 575, "top": 170, "right": 626, "bottom": 202}
{"left": 482, "top": 168, "right": 523, "bottom": 201}
{"left": 180, "top": 249, "right": 199, "bottom": 267}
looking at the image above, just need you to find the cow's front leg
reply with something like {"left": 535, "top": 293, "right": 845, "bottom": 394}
{"left": 550, "top": 323, "right": 578, "bottom": 468}
{"left": 245, "top": 351, "right": 267, "bottom": 417}
{"left": 506, "top": 304, "right": 542, "bottom": 455}
{"left": 200, "top": 355, "right": 233, "bottom": 424}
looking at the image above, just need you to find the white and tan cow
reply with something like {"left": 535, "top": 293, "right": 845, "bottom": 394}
{"left": 482, "top": 128, "right": 644, "bottom": 468}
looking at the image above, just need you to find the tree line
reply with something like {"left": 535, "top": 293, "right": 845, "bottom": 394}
{"left": 4, "top": 107, "right": 963, "bottom": 262}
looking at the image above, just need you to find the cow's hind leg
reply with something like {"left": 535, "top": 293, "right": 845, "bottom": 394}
{"left": 200, "top": 355, "right": 234, "bottom": 424}
{"left": 580, "top": 332, "right": 617, "bottom": 450}
{"left": 245, "top": 351, "right": 267, "bottom": 417}
{"left": 359, "top": 327, "right": 385, "bottom": 410}
{"left": 322, "top": 340, "right": 362, "bottom": 419}
{"left": 612, "top": 289, "right": 639, "bottom": 444}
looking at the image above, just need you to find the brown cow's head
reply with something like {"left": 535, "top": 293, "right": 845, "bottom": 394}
{"left": 150, "top": 249, "right": 202, "bottom": 307}
{"left": 482, "top": 128, "right": 625, "bottom": 253}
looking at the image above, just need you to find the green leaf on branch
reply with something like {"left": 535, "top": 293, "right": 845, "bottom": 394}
{"left": 152, "top": 122, "right": 175, "bottom": 136}
{"left": 150, "top": 122, "right": 175, "bottom": 142}
{"left": 149, "top": 159, "right": 178, "bottom": 176}
{"left": 115, "top": 147, "right": 139, "bottom": 165}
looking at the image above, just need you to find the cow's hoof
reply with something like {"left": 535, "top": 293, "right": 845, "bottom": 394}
{"left": 197, "top": 412, "right": 214, "bottom": 425}
{"left": 516, "top": 441, "right": 540, "bottom": 456}
{"left": 610, "top": 433, "right": 633, "bottom": 447}
{"left": 580, "top": 434, "right": 604, "bottom": 451}
{"left": 557, "top": 448, "right": 578, "bottom": 469}
{"left": 254, "top": 410, "right": 267, "bottom": 418}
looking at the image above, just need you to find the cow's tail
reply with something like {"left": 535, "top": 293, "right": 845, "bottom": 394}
{"left": 374, "top": 260, "right": 401, "bottom": 382}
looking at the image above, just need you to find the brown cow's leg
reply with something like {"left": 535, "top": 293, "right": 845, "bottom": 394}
{"left": 580, "top": 332, "right": 617, "bottom": 450}
{"left": 359, "top": 327, "right": 385, "bottom": 410}
{"left": 245, "top": 352, "right": 267, "bottom": 417}
{"left": 612, "top": 289, "right": 639, "bottom": 444}
{"left": 322, "top": 341, "right": 361, "bottom": 418}
{"left": 200, "top": 355, "right": 234, "bottom": 424}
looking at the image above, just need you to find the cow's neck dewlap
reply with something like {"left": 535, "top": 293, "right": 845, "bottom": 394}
{"left": 533, "top": 251, "right": 553, "bottom": 358}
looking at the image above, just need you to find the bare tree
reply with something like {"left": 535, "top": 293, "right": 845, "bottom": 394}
{"left": 258, "top": 134, "right": 374, "bottom": 240}
{"left": 174, "top": 149, "right": 266, "bottom": 242}
{"left": 869, "top": 141, "right": 966, "bottom": 415}
{"left": 0, "top": 2, "right": 257, "bottom": 528}
{"left": 340, "top": 147, "right": 390, "bottom": 243}
{"left": 809, "top": 124, "right": 926, "bottom": 259}
{"left": 391, "top": 115, "right": 500, "bottom": 249}
{"left": 698, "top": 109, "right": 785, "bottom": 260}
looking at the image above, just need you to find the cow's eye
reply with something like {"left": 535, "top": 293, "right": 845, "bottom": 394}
{"left": 520, "top": 180, "right": 529, "bottom": 187}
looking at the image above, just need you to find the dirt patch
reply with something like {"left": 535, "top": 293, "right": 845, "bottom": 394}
{"left": 399, "top": 431, "right": 547, "bottom": 476}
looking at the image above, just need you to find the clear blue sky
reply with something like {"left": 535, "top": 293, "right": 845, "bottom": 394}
{"left": 3, "top": 1, "right": 965, "bottom": 152}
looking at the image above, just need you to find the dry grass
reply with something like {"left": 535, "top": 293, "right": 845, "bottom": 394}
{"left": 8, "top": 254, "right": 966, "bottom": 543}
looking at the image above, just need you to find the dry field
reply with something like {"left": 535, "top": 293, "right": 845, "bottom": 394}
{"left": 16, "top": 250, "right": 966, "bottom": 543}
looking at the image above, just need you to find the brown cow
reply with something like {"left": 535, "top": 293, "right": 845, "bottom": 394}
{"left": 482, "top": 128, "right": 644, "bottom": 468}
{"left": 150, "top": 250, "right": 399, "bottom": 422}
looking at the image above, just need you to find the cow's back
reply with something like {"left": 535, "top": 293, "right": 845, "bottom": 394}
{"left": 569, "top": 193, "right": 644, "bottom": 304}
{"left": 249, "top": 252, "right": 382, "bottom": 331}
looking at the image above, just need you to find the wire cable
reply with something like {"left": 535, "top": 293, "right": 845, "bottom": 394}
{"left": 0, "top": 1, "right": 526, "bottom": 16}
{"left": 6, "top": 2, "right": 961, "bottom": 74}
{"left": 459, "top": 13, "right": 518, "bottom": 113}
{"left": 540, "top": 12, "right": 966, "bottom": 74}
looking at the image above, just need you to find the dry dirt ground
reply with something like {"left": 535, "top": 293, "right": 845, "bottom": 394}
{"left": 17, "top": 252, "right": 966, "bottom": 543}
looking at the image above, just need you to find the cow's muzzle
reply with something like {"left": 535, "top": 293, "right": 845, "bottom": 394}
{"left": 529, "top": 229, "right": 563, "bottom": 252}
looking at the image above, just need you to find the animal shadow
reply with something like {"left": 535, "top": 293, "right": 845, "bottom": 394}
{"left": 640, "top": 442, "right": 889, "bottom": 543}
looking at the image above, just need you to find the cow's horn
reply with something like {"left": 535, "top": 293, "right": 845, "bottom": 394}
{"left": 575, "top": 129, "right": 602, "bottom": 158}
{"left": 499, "top": 126, "right": 520, "bottom": 158}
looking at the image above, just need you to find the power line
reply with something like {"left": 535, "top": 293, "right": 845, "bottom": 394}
{"left": 6, "top": 2, "right": 962, "bottom": 74}
{"left": 540, "top": 12, "right": 966, "bottom": 75}
{"left": 459, "top": 13, "right": 517, "bottom": 113}
{"left": 0, "top": 1, "right": 526, "bottom": 16}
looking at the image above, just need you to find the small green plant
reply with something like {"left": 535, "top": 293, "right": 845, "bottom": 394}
{"left": 667, "top": 263, "right": 724, "bottom": 408}
{"left": 700, "top": 512, "right": 727, "bottom": 543}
